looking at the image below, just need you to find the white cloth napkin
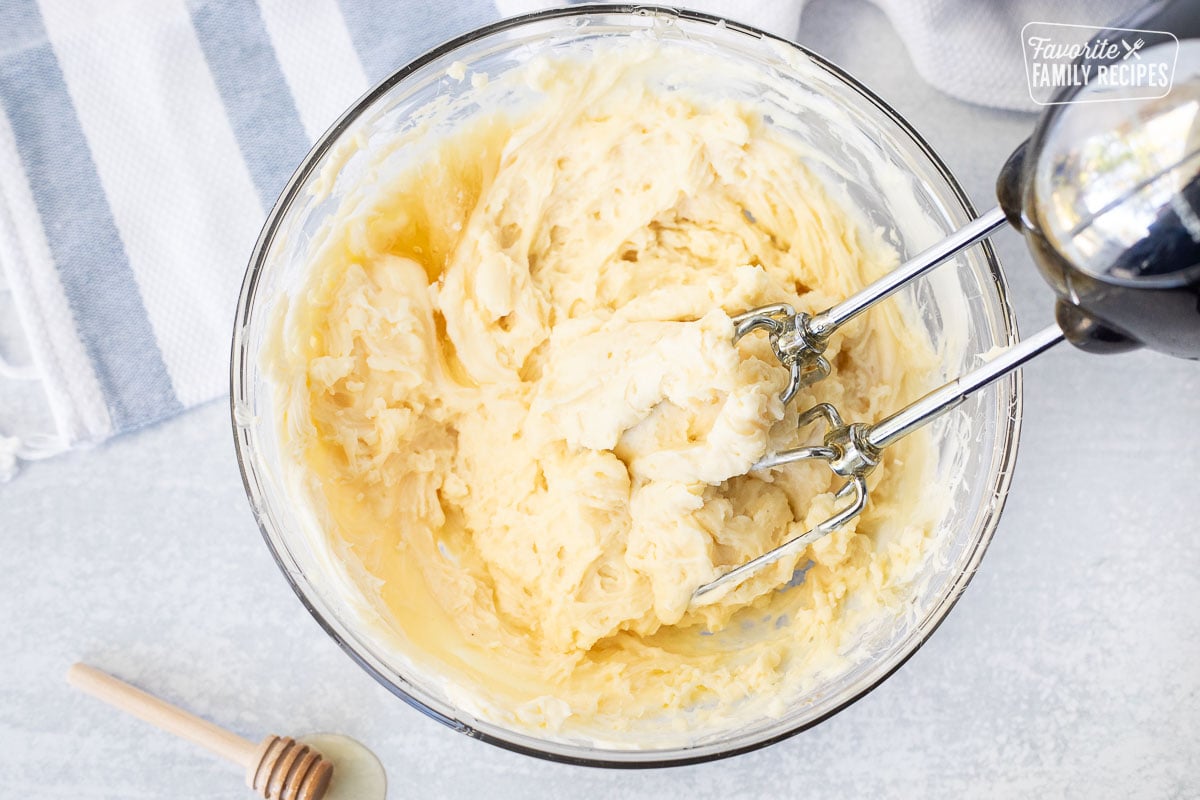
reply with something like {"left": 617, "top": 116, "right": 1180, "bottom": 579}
{"left": 0, "top": 0, "right": 1128, "bottom": 479}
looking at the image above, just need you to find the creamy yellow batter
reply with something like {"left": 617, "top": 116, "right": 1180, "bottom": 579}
{"left": 270, "top": 45, "right": 941, "bottom": 740}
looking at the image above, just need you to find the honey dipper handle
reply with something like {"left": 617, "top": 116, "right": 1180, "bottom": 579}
{"left": 67, "top": 663, "right": 259, "bottom": 769}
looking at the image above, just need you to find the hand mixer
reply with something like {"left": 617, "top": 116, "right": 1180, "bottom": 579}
{"left": 694, "top": 0, "right": 1200, "bottom": 602}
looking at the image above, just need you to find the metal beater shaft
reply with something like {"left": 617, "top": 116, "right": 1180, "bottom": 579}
{"left": 742, "top": 207, "right": 1010, "bottom": 404}
{"left": 808, "top": 206, "right": 1009, "bottom": 339}
{"left": 692, "top": 323, "right": 1065, "bottom": 603}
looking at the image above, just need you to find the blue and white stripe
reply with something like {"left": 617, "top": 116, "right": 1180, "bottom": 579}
{"left": 0, "top": 0, "right": 498, "bottom": 463}
{"left": 0, "top": 0, "right": 180, "bottom": 435}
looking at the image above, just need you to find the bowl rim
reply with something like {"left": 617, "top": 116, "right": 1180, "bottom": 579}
{"left": 229, "top": 2, "right": 1023, "bottom": 768}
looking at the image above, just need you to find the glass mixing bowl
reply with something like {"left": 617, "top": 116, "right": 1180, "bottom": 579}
{"left": 231, "top": 5, "right": 1020, "bottom": 766}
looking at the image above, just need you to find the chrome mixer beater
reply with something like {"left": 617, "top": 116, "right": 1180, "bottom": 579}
{"left": 694, "top": 0, "right": 1200, "bottom": 602}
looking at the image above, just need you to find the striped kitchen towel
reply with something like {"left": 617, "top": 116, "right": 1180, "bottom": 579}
{"left": 0, "top": 0, "right": 505, "bottom": 479}
{"left": 0, "top": 0, "right": 1127, "bottom": 480}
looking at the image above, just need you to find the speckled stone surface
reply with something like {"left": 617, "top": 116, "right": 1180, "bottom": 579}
{"left": 3, "top": 1, "right": 1198, "bottom": 797}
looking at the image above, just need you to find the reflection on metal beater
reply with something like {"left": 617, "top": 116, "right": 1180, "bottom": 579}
{"left": 730, "top": 304, "right": 828, "bottom": 405}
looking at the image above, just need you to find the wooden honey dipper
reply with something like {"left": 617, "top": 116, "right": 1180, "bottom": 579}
{"left": 67, "top": 663, "right": 333, "bottom": 800}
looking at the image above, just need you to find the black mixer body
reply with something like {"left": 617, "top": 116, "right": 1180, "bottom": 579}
{"left": 997, "top": 0, "right": 1200, "bottom": 358}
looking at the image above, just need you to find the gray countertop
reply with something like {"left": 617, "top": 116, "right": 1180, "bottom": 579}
{"left": 3, "top": 1, "right": 1198, "bottom": 797}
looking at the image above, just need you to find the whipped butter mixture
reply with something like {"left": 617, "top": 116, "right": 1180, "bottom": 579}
{"left": 271, "top": 45, "right": 941, "bottom": 739}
